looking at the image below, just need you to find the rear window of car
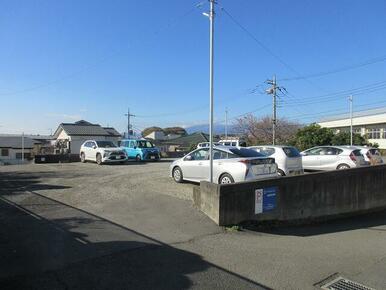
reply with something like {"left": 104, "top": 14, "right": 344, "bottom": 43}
{"left": 369, "top": 149, "right": 381, "bottom": 156}
{"left": 282, "top": 147, "right": 301, "bottom": 157}
{"left": 229, "top": 148, "right": 265, "bottom": 158}
{"left": 352, "top": 149, "right": 362, "bottom": 156}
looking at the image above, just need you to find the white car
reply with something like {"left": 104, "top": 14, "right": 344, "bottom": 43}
{"left": 249, "top": 145, "right": 303, "bottom": 176}
{"left": 80, "top": 140, "right": 127, "bottom": 165}
{"left": 218, "top": 139, "right": 247, "bottom": 147}
{"left": 197, "top": 142, "right": 220, "bottom": 149}
{"left": 348, "top": 146, "right": 383, "bottom": 165}
{"left": 170, "top": 146, "right": 277, "bottom": 184}
{"left": 301, "top": 146, "right": 366, "bottom": 171}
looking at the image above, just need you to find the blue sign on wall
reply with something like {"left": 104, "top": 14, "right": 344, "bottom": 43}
{"left": 262, "top": 187, "right": 277, "bottom": 212}
{"left": 255, "top": 186, "right": 277, "bottom": 214}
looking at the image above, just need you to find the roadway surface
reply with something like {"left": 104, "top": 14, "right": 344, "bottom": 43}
{"left": 1, "top": 161, "right": 385, "bottom": 289}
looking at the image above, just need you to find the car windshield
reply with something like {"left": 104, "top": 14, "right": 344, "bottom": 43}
{"left": 229, "top": 148, "right": 265, "bottom": 158}
{"left": 137, "top": 140, "right": 154, "bottom": 148}
{"left": 96, "top": 141, "right": 116, "bottom": 148}
{"left": 283, "top": 147, "right": 301, "bottom": 157}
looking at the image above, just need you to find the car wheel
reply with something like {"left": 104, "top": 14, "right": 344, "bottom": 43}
{"left": 135, "top": 154, "right": 142, "bottom": 162}
{"left": 172, "top": 167, "right": 183, "bottom": 183}
{"left": 219, "top": 173, "right": 235, "bottom": 184}
{"left": 337, "top": 163, "right": 350, "bottom": 170}
{"left": 80, "top": 152, "right": 86, "bottom": 163}
{"left": 277, "top": 169, "right": 285, "bottom": 176}
{"left": 96, "top": 153, "right": 102, "bottom": 165}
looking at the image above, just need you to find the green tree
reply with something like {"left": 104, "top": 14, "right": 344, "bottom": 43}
{"left": 292, "top": 123, "right": 334, "bottom": 151}
{"left": 331, "top": 131, "right": 366, "bottom": 146}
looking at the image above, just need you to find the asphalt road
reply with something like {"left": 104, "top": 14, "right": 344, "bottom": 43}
{"left": 1, "top": 161, "right": 386, "bottom": 289}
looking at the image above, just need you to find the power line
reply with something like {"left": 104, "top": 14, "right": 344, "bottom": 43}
{"left": 0, "top": 1, "right": 206, "bottom": 97}
{"left": 279, "top": 55, "right": 386, "bottom": 81}
{"left": 220, "top": 6, "right": 328, "bottom": 93}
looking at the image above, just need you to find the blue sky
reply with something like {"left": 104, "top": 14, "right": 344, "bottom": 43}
{"left": 0, "top": 0, "right": 385, "bottom": 134}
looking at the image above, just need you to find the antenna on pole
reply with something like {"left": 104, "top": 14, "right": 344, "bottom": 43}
{"left": 125, "top": 108, "right": 136, "bottom": 138}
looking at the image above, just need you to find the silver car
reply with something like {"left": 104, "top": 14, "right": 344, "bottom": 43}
{"left": 301, "top": 146, "right": 366, "bottom": 171}
{"left": 170, "top": 146, "right": 277, "bottom": 184}
{"left": 249, "top": 145, "right": 303, "bottom": 176}
{"left": 348, "top": 146, "right": 383, "bottom": 165}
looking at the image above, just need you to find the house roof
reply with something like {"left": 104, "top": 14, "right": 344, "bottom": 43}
{"left": 53, "top": 120, "right": 120, "bottom": 138}
{"left": 0, "top": 136, "right": 39, "bottom": 149}
{"left": 161, "top": 132, "right": 215, "bottom": 146}
{"left": 103, "top": 127, "right": 121, "bottom": 137}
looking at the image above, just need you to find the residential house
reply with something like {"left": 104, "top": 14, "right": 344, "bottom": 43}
{"left": 160, "top": 132, "right": 218, "bottom": 153}
{"left": 53, "top": 120, "right": 122, "bottom": 154}
{"left": 0, "top": 135, "right": 40, "bottom": 164}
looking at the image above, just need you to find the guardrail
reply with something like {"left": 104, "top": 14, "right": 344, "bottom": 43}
{"left": 193, "top": 165, "right": 386, "bottom": 226}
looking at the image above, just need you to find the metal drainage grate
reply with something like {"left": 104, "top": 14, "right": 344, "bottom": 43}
{"left": 320, "top": 276, "right": 375, "bottom": 290}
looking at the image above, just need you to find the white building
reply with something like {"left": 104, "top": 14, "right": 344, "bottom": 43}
{"left": 53, "top": 120, "right": 122, "bottom": 154}
{"left": 318, "top": 107, "right": 386, "bottom": 149}
{"left": 0, "top": 136, "right": 39, "bottom": 164}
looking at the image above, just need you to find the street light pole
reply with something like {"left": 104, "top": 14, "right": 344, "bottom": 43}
{"left": 208, "top": 0, "right": 215, "bottom": 183}
{"left": 349, "top": 95, "right": 353, "bottom": 146}
{"left": 225, "top": 107, "right": 228, "bottom": 139}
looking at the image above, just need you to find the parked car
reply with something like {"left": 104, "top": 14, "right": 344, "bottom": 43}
{"left": 120, "top": 139, "right": 160, "bottom": 161}
{"left": 218, "top": 139, "right": 247, "bottom": 147}
{"left": 170, "top": 146, "right": 277, "bottom": 184}
{"left": 197, "top": 142, "right": 220, "bottom": 148}
{"left": 249, "top": 145, "right": 303, "bottom": 176}
{"left": 347, "top": 146, "right": 383, "bottom": 165}
{"left": 300, "top": 146, "right": 366, "bottom": 171}
{"left": 80, "top": 140, "right": 127, "bottom": 165}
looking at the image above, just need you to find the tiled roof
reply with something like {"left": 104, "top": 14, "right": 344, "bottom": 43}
{"left": 103, "top": 127, "right": 121, "bottom": 137}
{"left": 162, "top": 132, "right": 213, "bottom": 146}
{"left": 53, "top": 120, "right": 120, "bottom": 137}
{"left": 0, "top": 136, "right": 39, "bottom": 149}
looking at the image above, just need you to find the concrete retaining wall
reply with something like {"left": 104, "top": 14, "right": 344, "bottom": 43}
{"left": 194, "top": 165, "right": 386, "bottom": 226}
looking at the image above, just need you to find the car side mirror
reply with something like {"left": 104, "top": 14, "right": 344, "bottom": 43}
{"left": 93, "top": 146, "right": 97, "bottom": 149}
{"left": 300, "top": 152, "right": 306, "bottom": 156}
{"left": 134, "top": 146, "right": 137, "bottom": 149}
{"left": 185, "top": 155, "right": 192, "bottom": 161}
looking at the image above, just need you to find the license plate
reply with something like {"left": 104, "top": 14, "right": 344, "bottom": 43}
{"left": 150, "top": 156, "right": 155, "bottom": 160}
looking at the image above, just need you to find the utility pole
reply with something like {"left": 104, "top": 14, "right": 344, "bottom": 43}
{"left": 225, "top": 107, "right": 228, "bottom": 139}
{"left": 21, "top": 132, "right": 24, "bottom": 163}
{"left": 266, "top": 75, "right": 277, "bottom": 145}
{"left": 349, "top": 95, "right": 353, "bottom": 146}
{"left": 203, "top": 0, "right": 215, "bottom": 183}
{"left": 125, "top": 108, "right": 135, "bottom": 138}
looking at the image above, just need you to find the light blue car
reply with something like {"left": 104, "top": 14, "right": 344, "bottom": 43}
{"left": 120, "top": 139, "right": 161, "bottom": 161}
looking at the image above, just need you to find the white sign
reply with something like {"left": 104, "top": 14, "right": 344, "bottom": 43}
{"left": 255, "top": 189, "right": 263, "bottom": 214}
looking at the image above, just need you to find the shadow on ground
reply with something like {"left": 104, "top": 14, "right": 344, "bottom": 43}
{"left": 242, "top": 209, "right": 386, "bottom": 237}
{"left": 0, "top": 172, "right": 268, "bottom": 290}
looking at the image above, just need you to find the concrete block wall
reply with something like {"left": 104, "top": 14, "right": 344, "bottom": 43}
{"left": 195, "top": 165, "right": 386, "bottom": 226}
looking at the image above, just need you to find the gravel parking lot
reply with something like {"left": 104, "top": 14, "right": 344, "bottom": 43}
{"left": 2, "top": 160, "right": 386, "bottom": 289}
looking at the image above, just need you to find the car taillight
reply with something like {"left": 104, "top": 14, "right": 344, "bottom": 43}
{"left": 366, "top": 152, "right": 371, "bottom": 159}
{"left": 349, "top": 152, "right": 356, "bottom": 162}
{"left": 239, "top": 160, "right": 250, "bottom": 176}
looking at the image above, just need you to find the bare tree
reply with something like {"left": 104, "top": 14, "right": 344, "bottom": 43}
{"left": 234, "top": 114, "right": 302, "bottom": 145}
